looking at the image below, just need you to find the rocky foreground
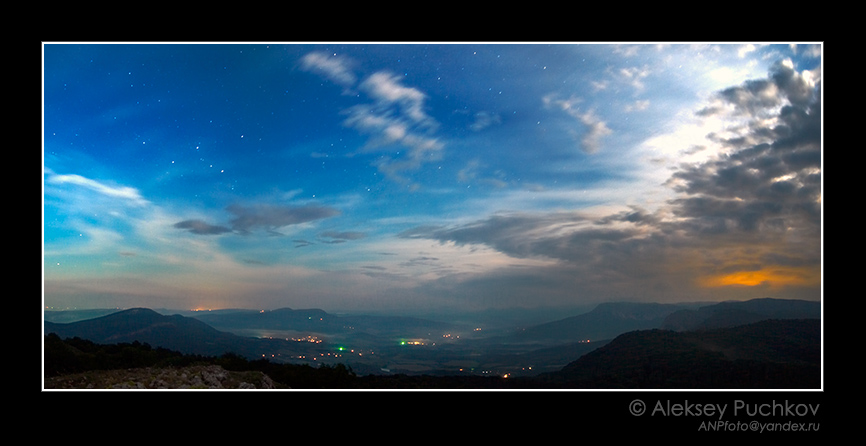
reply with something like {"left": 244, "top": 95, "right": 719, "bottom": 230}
{"left": 43, "top": 364, "right": 281, "bottom": 390}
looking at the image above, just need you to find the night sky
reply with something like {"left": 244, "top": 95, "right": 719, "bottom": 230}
{"left": 42, "top": 42, "right": 822, "bottom": 316}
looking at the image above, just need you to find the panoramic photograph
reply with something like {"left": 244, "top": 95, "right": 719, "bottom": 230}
{"left": 42, "top": 42, "right": 822, "bottom": 396}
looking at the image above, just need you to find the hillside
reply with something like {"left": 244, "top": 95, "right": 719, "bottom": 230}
{"left": 43, "top": 308, "right": 322, "bottom": 360}
{"left": 540, "top": 318, "right": 820, "bottom": 389}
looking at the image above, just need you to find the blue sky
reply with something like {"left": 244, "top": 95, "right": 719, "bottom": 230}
{"left": 42, "top": 42, "right": 822, "bottom": 315}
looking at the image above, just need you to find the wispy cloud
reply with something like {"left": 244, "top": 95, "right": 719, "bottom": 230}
{"left": 299, "top": 51, "right": 356, "bottom": 88}
{"left": 469, "top": 111, "right": 501, "bottom": 132}
{"left": 320, "top": 231, "right": 366, "bottom": 242}
{"left": 301, "top": 51, "right": 444, "bottom": 187}
{"left": 617, "top": 65, "right": 651, "bottom": 91}
{"left": 542, "top": 93, "right": 612, "bottom": 154}
{"left": 45, "top": 170, "right": 148, "bottom": 206}
{"left": 360, "top": 71, "right": 436, "bottom": 129}
{"left": 576, "top": 109, "right": 613, "bottom": 154}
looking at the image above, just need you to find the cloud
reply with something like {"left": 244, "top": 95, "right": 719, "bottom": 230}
{"left": 175, "top": 203, "right": 341, "bottom": 237}
{"left": 320, "top": 230, "right": 366, "bottom": 243}
{"left": 577, "top": 109, "right": 613, "bottom": 154}
{"left": 737, "top": 44, "right": 757, "bottom": 58}
{"left": 399, "top": 211, "right": 600, "bottom": 263}
{"left": 226, "top": 203, "right": 340, "bottom": 235}
{"left": 457, "top": 159, "right": 508, "bottom": 188}
{"left": 45, "top": 171, "right": 148, "bottom": 206}
{"left": 625, "top": 100, "right": 650, "bottom": 112}
{"left": 359, "top": 71, "right": 436, "bottom": 129}
{"left": 668, "top": 58, "right": 821, "bottom": 240}
{"left": 469, "top": 111, "right": 502, "bottom": 131}
{"left": 342, "top": 104, "right": 443, "bottom": 161}
{"left": 301, "top": 51, "right": 443, "bottom": 186}
{"left": 542, "top": 94, "right": 612, "bottom": 153}
{"left": 397, "top": 208, "right": 702, "bottom": 305}
{"left": 653, "top": 58, "right": 820, "bottom": 290}
{"left": 173, "top": 219, "right": 232, "bottom": 235}
{"left": 341, "top": 100, "right": 443, "bottom": 186}
{"left": 299, "top": 51, "right": 356, "bottom": 87}
{"left": 43, "top": 169, "right": 157, "bottom": 259}
{"left": 400, "top": 58, "right": 821, "bottom": 300}
{"left": 617, "top": 65, "right": 651, "bottom": 91}
{"left": 699, "top": 59, "right": 819, "bottom": 119}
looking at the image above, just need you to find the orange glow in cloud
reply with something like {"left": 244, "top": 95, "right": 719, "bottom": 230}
{"left": 700, "top": 267, "right": 819, "bottom": 288}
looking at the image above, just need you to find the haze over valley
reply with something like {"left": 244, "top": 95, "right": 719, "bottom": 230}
{"left": 44, "top": 297, "right": 820, "bottom": 387}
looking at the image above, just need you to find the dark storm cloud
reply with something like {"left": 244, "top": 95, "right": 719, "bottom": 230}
{"left": 669, "top": 59, "right": 821, "bottom": 239}
{"left": 173, "top": 219, "right": 232, "bottom": 235}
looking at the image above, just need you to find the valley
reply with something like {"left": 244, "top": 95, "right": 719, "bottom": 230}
{"left": 43, "top": 297, "right": 822, "bottom": 388}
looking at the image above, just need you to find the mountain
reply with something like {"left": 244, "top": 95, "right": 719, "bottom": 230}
{"left": 541, "top": 318, "right": 820, "bottom": 388}
{"left": 43, "top": 308, "right": 320, "bottom": 360}
{"left": 661, "top": 298, "right": 820, "bottom": 331}
{"left": 508, "top": 302, "right": 696, "bottom": 344}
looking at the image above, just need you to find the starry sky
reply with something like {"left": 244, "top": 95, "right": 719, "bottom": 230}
{"left": 42, "top": 42, "right": 822, "bottom": 316}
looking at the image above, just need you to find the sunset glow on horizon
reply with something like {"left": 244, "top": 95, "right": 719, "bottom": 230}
{"left": 699, "top": 266, "right": 821, "bottom": 289}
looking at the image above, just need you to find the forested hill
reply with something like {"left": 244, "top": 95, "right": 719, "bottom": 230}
{"left": 537, "top": 318, "right": 820, "bottom": 389}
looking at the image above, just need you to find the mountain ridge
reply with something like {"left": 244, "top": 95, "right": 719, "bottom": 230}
{"left": 540, "top": 318, "right": 821, "bottom": 388}
{"left": 661, "top": 297, "right": 820, "bottom": 331}
{"left": 43, "top": 308, "right": 322, "bottom": 360}
{"left": 507, "top": 301, "right": 699, "bottom": 344}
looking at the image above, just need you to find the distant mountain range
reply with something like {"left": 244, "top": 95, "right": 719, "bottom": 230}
{"left": 660, "top": 297, "right": 820, "bottom": 331}
{"left": 507, "top": 301, "right": 696, "bottom": 344}
{"left": 505, "top": 298, "right": 820, "bottom": 345}
{"left": 43, "top": 297, "right": 821, "bottom": 387}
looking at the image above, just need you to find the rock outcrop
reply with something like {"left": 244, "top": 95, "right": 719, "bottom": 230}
{"left": 43, "top": 365, "right": 281, "bottom": 390}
